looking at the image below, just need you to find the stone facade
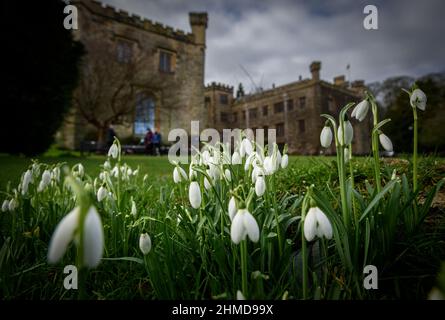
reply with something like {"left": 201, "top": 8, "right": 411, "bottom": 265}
{"left": 58, "top": 0, "right": 208, "bottom": 149}
{"left": 205, "top": 62, "right": 371, "bottom": 155}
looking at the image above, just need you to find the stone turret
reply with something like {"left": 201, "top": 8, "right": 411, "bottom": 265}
{"left": 189, "top": 12, "right": 208, "bottom": 46}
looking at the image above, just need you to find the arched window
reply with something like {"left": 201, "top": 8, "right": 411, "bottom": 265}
{"left": 134, "top": 94, "right": 155, "bottom": 136}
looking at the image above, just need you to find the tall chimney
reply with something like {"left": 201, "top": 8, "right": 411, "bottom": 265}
{"left": 310, "top": 61, "right": 321, "bottom": 81}
{"left": 189, "top": 12, "right": 208, "bottom": 47}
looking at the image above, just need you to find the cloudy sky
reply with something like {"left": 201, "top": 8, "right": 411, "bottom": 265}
{"left": 101, "top": 0, "right": 445, "bottom": 92}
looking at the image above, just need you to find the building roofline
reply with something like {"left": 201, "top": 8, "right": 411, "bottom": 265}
{"left": 74, "top": 0, "right": 196, "bottom": 44}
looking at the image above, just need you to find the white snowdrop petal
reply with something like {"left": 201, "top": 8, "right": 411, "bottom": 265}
{"left": 303, "top": 208, "right": 318, "bottom": 242}
{"left": 97, "top": 186, "right": 107, "bottom": 202}
{"left": 189, "top": 181, "right": 202, "bottom": 209}
{"left": 338, "top": 121, "right": 354, "bottom": 145}
{"left": 48, "top": 207, "right": 80, "bottom": 264}
{"left": 232, "top": 151, "right": 242, "bottom": 165}
{"left": 243, "top": 210, "right": 260, "bottom": 243}
{"left": 320, "top": 127, "right": 333, "bottom": 148}
{"left": 2, "top": 199, "right": 10, "bottom": 212}
{"left": 379, "top": 133, "right": 393, "bottom": 152}
{"left": 228, "top": 196, "right": 237, "bottom": 221}
{"left": 83, "top": 206, "right": 104, "bottom": 268}
{"left": 410, "top": 89, "right": 427, "bottom": 111}
{"left": 281, "top": 154, "right": 289, "bottom": 169}
{"left": 315, "top": 208, "right": 333, "bottom": 240}
{"left": 353, "top": 100, "right": 369, "bottom": 122}
{"left": 237, "top": 290, "right": 246, "bottom": 300}
{"left": 204, "top": 177, "right": 212, "bottom": 190}
{"left": 230, "top": 211, "right": 245, "bottom": 244}
{"left": 255, "top": 176, "right": 266, "bottom": 197}
{"left": 225, "top": 169, "right": 231, "bottom": 181}
{"left": 173, "top": 167, "right": 181, "bottom": 183}
{"left": 139, "top": 233, "right": 152, "bottom": 255}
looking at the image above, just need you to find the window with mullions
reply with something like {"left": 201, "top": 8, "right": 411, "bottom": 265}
{"left": 159, "top": 50, "right": 175, "bottom": 73}
{"left": 134, "top": 95, "right": 155, "bottom": 136}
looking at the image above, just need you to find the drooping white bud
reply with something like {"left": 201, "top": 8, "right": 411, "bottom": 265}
{"left": 379, "top": 133, "right": 393, "bottom": 152}
{"left": 139, "top": 233, "right": 152, "bottom": 255}
{"left": 320, "top": 126, "right": 333, "bottom": 148}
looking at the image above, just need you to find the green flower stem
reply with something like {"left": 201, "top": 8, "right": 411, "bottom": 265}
{"left": 371, "top": 100, "right": 382, "bottom": 194}
{"left": 348, "top": 146, "right": 358, "bottom": 225}
{"left": 412, "top": 107, "right": 418, "bottom": 192}
{"left": 271, "top": 175, "right": 283, "bottom": 256}
{"left": 240, "top": 239, "right": 248, "bottom": 298}
{"left": 337, "top": 144, "right": 349, "bottom": 227}
{"left": 301, "top": 221, "right": 308, "bottom": 300}
{"left": 301, "top": 195, "right": 309, "bottom": 300}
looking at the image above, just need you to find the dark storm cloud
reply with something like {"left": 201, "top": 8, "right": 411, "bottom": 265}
{"left": 100, "top": 0, "right": 445, "bottom": 91}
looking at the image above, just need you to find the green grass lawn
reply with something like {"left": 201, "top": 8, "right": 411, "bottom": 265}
{"left": 0, "top": 152, "right": 333, "bottom": 191}
{"left": 0, "top": 154, "right": 174, "bottom": 190}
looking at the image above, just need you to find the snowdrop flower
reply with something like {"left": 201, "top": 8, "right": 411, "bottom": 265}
{"left": 263, "top": 156, "right": 275, "bottom": 175}
{"left": 38, "top": 170, "right": 52, "bottom": 192}
{"left": 281, "top": 154, "right": 289, "bottom": 169}
{"left": 232, "top": 151, "right": 242, "bottom": 165}
{"left": 251, "top": 166, "right": 264, "bottom": 183}
{"left": 127, "top": 168, "right": 133, "bottom": 176}
{"left": 303, "top": 207, "right": 333, "bottom": 242}
{"left": 2, "top": 199, "right": 10, "bottom": 212}
{"left": 21, "top": 169, "right": 33, "bottom": 195}
{"left": 231, "top": 208, "right": 260, "bottom": 244}
{"left": 189, "top": 181, "right": 202, "bottom": 209}
{"left": 255, "top": 176, "right": 266, "bottom": 197}
{"left": 228, "top": 196, "right": 237, "bottom": 221}
{"left": 204, "top": 177, "right": 212, "bottom": 190}
{"left": 133, "top": 169, "right": 139, "bottom": 176}
{"left": 410, "top": 88, "right": 427, "bottom": 111}
{"left": 139, "top": 233, "right": 152, "bottom": 255}
{"left": 78, "top": 164, "right": 84, "bottom": 177}
{"left": 351, "top": 100, "right": 370, "bottom": 122}
{"left": 379, "top": 133, "right": 393, "bottom": 152}
{"left": 131, "top": 200, "right": 137, "bottom": 216}
{"left": 201, "top": 150, "right": 210, "bottom": 165}
{"left": 108, "top": 143, "right": 119, "bottom": 159}
{"left": 244, "top": 153, "right": 255, "bottom": 171}
{"left": 42, "top": 170, "right": 51, "bottom": 185}
{"left": 52, "top": 167, "right": 60, "bottom": 182}
{"left": 337, "top": 120, "right": 354, "bottom": 146}
{"left": 173, "top": 166, "right": 187, "bottom": 183}
{"left": 103, "top": 160, "right": 111, "bottom": 170}
{"left": 48, "top": 206, "right": 104, "bottom": 268}
{"left": 240, "top": 138, "right": 253, "bottom": 157}
{"left": 320, "top": 126, "right": 333, "bottom": 148}
{"left": 225, "top": 169, "right": 231, "bottom": 181}
{"left": 8, "top": 198, "right": 18, "bottom": 211}
{"left": 97, "top": 186, "right": 107, "bottom": 202}
{"left": 236, "top": 290, "right": 246, "bottom": 300}
{"left": 111, "top": 166, "right": 119, "bottom": 178}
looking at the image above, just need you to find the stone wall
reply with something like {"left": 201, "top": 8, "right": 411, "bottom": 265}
{"left": 58, "top": 0, "right": 207, "bottom": 149}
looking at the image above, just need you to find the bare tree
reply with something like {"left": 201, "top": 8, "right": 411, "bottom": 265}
{"left": 72, "top": 37, "right": 177, "bottom": 145}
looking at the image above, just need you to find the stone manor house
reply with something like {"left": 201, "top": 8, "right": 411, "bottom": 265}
{"left": 58, "top": 0, "right": 371, "bottom": 155}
